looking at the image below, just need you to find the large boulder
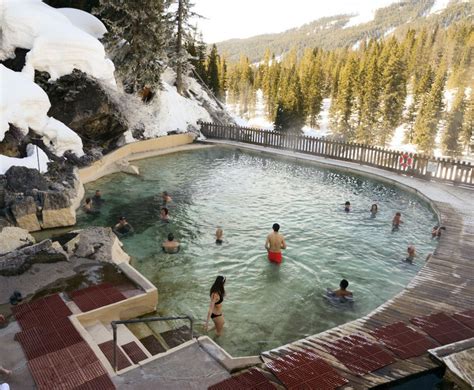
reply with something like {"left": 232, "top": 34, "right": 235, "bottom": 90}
{"left": 0, "top": 226, "right": 35, "bottom": 255}
{"left": 35, "top": 69, "right": 128, "bottom": 152}
{"left": 0, "top": 239, "right": 68, "bottom": 276}
{"left": 2, "top": 165, "right": 81, "bottom": 231}
{"left": 70, "top": 227, "right": 130, "bottom": 264}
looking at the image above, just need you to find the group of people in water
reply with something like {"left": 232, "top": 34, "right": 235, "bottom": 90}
{"left": 82, "top": 190, "right": 443, "bottom": 338}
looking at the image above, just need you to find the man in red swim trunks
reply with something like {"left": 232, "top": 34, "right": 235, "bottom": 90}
{"left": 265, "top": 223, "right": 287, "bottom": 264}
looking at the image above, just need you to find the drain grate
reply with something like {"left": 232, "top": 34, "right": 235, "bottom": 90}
{"left": 98, "top": 340, "right": 132, "bottom": 371}
{"left": 209, "top": 368, "right": 276, "bottom": 390}
{"left": 122, "top": 341, "right": 148, "bottom": 364}
{"left": 139, "top": 334, "right": 166, "bottom": 355}
{"left": 70, "top": 283, "right": 126, "bottom": 312}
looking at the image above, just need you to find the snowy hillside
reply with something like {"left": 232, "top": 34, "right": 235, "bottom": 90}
{"left": 0, "top": 0, "right": 226, "bottom": 174}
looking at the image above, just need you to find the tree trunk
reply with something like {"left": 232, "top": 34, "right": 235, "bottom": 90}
{"left": 176, "top": 0, "right": 184, "bottom": 95}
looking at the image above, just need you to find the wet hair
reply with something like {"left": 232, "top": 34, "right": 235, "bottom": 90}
{"left": 161, "top": 207, "right": 169, "bottom": 215}
{"left": 167, "top": 233, "right": 174, "bottom": 241}
{"left": 371, "top": 204, "right": 378, "bottom": 211}
{"left": 163, "top": 191, "right": 168, "bottom": 196}
{"left": 396, "top": 212, "right": 401, "bottom": 216}
{"left": 210, "top": 276, "right": 226, "bottom": 298}
{"left": 272, "top": 223, "right": 280, "bottom": 232}
{"left": 85, "top": 197, "right": 91, "bottom": 204}
{"left": 340, "top": 279, "right": 349, "bottom": 289}
{"left": 345, "top": 201, "right": 351, "bottom": 206}
{"left": 119, "top": 216, "right": 126, "bottom": 221}
{"left": 95, "top": 190, "right": 101, "bottom": 194}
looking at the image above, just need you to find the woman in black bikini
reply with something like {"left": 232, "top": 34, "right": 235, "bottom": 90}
{"left": 205, "top": 276, "right": 226, "bottom": 336}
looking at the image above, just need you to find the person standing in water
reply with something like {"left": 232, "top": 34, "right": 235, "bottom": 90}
{"left": 162, "top": 191, "right": 172, "bottom": 206}
{"left": 392, "top": 212, "right": 403, "bottom": 231}
{"left": 265, "top": 223, "right": 287, "bottom": 264}
{"left": 162, "top": 233, "right": 180, "bottom": 254}
{"left": 344, "top": 201, "right": 351, "bottom": 212}
{"left": 215, "top": 227, "right": 223, "bottom": 245}
{"left": 205, "top": 276, "right": 226, "bottom": 336}
{"left": 370, "top": 204, "right": 378, "bottom": 218}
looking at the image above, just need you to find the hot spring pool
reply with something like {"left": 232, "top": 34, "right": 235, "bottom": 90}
{"left": 78, "top": 147, "right": 438, "bottom": 356}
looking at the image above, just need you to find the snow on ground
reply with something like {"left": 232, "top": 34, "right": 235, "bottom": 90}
{"left": 116, "top": 69, "right": 213, "bottom": 140}
{"left": 0, "top": 144, "right": 49, "bottom": 174}
{"left": 427, "top": 0, "right": 451, "bottom": 15}
{"left": 57, "top": 8, "right": 107, "bottom": 39}
{"left": 303, "top": 98, "right": 332, "bottom": 138}
{"left": 0, "top": 65, "right": 84, "bottom": 157}
{"left": 0, "top": 0, "right": 115, "bottom": 86}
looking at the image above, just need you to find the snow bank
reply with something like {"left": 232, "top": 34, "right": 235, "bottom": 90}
{"left": 427, "top": 0, "right": 451, "bottom": 15}
{"left": 0, "top": 144, "right": 49, "bottom": 174}
{"left": 57, "top": 8, "right": 107, "bottom": 39}
{"left": 0, "top": 0, "right": 115, "bottom": 86}
{"left": 0, "top": 65, "right": 84, "bottom": 156}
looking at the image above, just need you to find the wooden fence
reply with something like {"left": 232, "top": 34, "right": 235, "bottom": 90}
{"left": 199, "top": 122, "right": 474, "bottom": 187}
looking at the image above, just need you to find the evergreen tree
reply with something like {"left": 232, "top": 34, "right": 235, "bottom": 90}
{"left": 356, "top": 45, "right": 380, "bottom": 144}
{"left": 329, "top": 55, "right": 359, "bottom": 140}
{"left": 299, "top": 49, "right": 324, "bottom": 127}
{"left": 186, "top": 33, "right": 207, "bottom": 82}
{"left": 207, "top": 44, "right": 220, "bottom": 98}
{"left": 275, "top": 64, "right": 305, "bottom": 133}
{"left": 377, "top": 41, "right": 407, "bottom": 146}
{"left": 217, "top": 55, "right": 227, "bottom": 100}
{"left": 413, "top": 65, "right": 447, "bottom": 153}
{"left": 461, "top": 94, "right": 474, "bottom": 153}
{"left": 96, "top": 0, "right": 168, "bottom": 95}
{"left": 405, "top": 66, "right": 434, "bottom": 143}
{"left": 442, "top": 88, "right": 465, "bottom": 157}
{"left": 168, "top": 0, "right": 201, "bottom": 95}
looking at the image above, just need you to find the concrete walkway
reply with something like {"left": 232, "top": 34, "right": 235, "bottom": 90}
{"left": 112, "top": 341, "right": 230, "bottom": 390}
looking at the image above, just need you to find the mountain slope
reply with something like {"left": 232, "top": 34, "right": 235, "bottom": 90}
{"left": 216, "top": 0, "right": 473, "bottom": 62}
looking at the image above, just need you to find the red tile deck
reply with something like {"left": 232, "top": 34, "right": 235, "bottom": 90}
{"left": 265, "top": 349, "right": 348, "bottom": 389}
{"left": 410, "top": 312, "right": 474, "bottom": 345}
{"left": 122, "top": 341, "right": 148, "bottom": 364}
{"left": 70, "top": 283, "right": 127, "bottom": 312}
{"left": 98, "top": 340, "right": 132, "bottom": 371}
{"left": 370, "top": 321, "right": 438, "bottom": 359}
{"left": 209, "top": 368, "right": 276, "bottom": 390}
{"left": 13, "top": 294, "right": 115, "bottom": 389}
{"left": 453, "top": 309, "right": 474, "bottom": 330}
{"left": 322, "top": 334, "right": 396, "bottom": 375}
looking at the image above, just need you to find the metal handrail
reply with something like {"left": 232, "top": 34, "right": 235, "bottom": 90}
{"left": 111, "top": 315, "right": 194, "bottom": 372}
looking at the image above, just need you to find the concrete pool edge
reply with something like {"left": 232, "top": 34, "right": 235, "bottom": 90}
{"left": 62, "top": 137, "right": 472, "bottom": 387}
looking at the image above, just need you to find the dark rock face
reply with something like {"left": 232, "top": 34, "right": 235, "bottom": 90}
{"left": 35, "top": 70, "right": 128, "bottom": 152}
{"left": 0, "top": 125, "right": 28, "bottom": 157}
{"left": 5, "top": 166, "right": 50, "bottom": 193}
{"left": 0, "top": 48, "right": 28, "bottom": 72}
{"left": 0, "top": 239, "right": 68, "bottom": 276}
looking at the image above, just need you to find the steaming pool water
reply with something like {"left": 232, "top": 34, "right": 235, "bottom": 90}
{"left": 77, "top": 147, "right": 438, "bottom": 356}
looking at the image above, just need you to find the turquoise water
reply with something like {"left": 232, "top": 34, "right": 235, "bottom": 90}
{"left": 78, "top": 147, "right": 438, "bottom": 356}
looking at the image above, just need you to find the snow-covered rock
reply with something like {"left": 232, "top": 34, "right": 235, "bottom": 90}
{"left": 0, "top": 0, "right": 115, "bottom": 86}
{"left": 0, "top": 144, "right": 49, "bottom": 175}
{"left": 57, "top": 8, "right": 107, "bottom": 39}
{"left": 0, "top": 65, "right": 84, "bottom": 158}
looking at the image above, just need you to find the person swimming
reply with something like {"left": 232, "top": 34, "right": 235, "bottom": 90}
{"left": 370, "top": 204, "right": 378, "bottom": 217}
{"left": 113, "top": 216, "right": 134, "bottom": 237}
{"left": 205, "top": 276, "right": 226, "bottom": 336}
{"left": 162, "top": 191, "right": 172, "bottom": 206}
{"left": 265, "top": 223, "right": 287, "bottom": 264}
{"left": 405, "top": 245, "right": 416, "bottom": 263}
{"left": 392, "top": 212, "right": 403, "bottom": 231}
{"left": 333, "top": 279, "right": 353, "bottom": 298}
{"left": 162, "top": 233, "right": 180, "bottom": 254}
{"left": 92, "top": 190, "right": 104, "bottom": 208}
{"left": 215, "top": 227, "right": 223, "bottom": 245}
{"left": 344, "top": 201, "right": 351, "bottom": 213}
{"left": 83, "top": 197, "right": 100, "bottom": 215}
{"left": 160, "top": 207, "right": 169, "bottom": 222}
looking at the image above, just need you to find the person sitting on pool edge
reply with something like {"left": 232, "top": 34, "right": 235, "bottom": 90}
{"left": 215, "top": 227, "right": 223, "bottom": 245}
{"left": 265, "top": 223, "right": 286, "bottom": 264}
{"left": 333, "top": 279, "right": 353, "bottom": 298}
{"left": 162, "top": 233, "right": 180, "bottom": 254}
{"left": 113, "top": 216, "right": 134, "bottom": 237}
{"left": 431, "top": 225, "right": 446, "bottom": 238}
{"left": 160, "top": 207, "right": 170, "bottom": 222}
{"left": 344, "top": 201, "right": 351, "bottom": 212}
